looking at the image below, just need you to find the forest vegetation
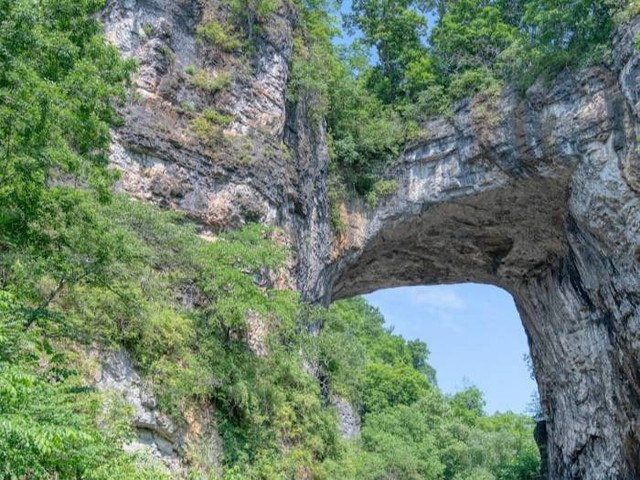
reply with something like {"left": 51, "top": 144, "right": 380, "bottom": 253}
{"left": 287, "top": 0, "right": 640, "bottom": 221}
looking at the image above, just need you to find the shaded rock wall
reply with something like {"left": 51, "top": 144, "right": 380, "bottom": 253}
{"left": 101, "top": 1, "right": 640, "bottom": 477}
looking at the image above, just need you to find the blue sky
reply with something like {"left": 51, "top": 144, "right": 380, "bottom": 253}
{"left": 365, "top": 284, "right": 538, "bottom": 414}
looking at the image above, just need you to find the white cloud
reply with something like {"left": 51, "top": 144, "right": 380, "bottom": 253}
{"left": 409, "top": 287, "right": 466, "bottom": 311}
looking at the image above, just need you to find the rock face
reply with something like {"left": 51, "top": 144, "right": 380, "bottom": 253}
{"left": 327, "top": 20, "right": 640, "bottom": 480}
{"left": 95, "top": 349, "right": 188, "bottom": 475}
{"left": 94, "top": 349, "right": 222, "bottom": 476}
{"left": 102, "top": 0, "right": 330, "bottom": 292}
{"left": 101, "top": 1, "right": 640, "bottom": 477}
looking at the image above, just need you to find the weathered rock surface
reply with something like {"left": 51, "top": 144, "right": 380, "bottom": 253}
{"left": 93, "top": 349, "right": 222, "bottom": 476}
{"left": 326, "top": 19, "right": 640, "bottom": 480}
{"left": 101, "top": 0, "right": 640, "bottom": 477}
{"left": 331, "top": 395, "right": 361, "bottom": 439}
{"left": 95, "top": 349, "right": 186, "bottom": 474}
{"left": 103, "top": 0, "right": 329, "bottom": 286}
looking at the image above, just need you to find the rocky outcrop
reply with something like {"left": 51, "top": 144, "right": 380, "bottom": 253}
{"left": 100, "top": 0, "right": 331, "bottom": 474}
{"left": 93, "top": 349, "right": 222, "bottom": 476}
{"left": 103, "top": 0, "right": 330, "bottom": 288}
{"left": 331, "top": 395, "right": 361, "bottom": 439}
{"left": 101, "top": 0, "right": 640, "bottom": 477}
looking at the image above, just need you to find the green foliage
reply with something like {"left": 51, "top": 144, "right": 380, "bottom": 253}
{"left": 0, "top": 363, "right": 168, "bottom": 479}
{"left": 223, "top": 0, "right": 280, "bottom": 42}
{"left": 288, "top": 1, "right": 412, "bottom": 201}
{"left": 401, "top": 84, "right": 451, "bottom": 123}
{"left": 191, "top": 118, "right": 224, "bottom": 143}
{"left": 407, "top": 338, "right": 437, "bottom": 382}
{"left": 448, "top": 68, "right": 502, "bottom": 101}
{"left": 190, "top": 108, "right": 235, "bottom": 143}
{"left": 288, "top": 26, "right": 339, "bottom": 124}
{"left": 196, "top": 20, "right": 244, "bottom": 51}
{"left": 327, "top": 174, "right": 348, "bottom": 236}
{"left": 312, "top": 297, "right": 540, "bottom": 480}
{"left": 142, "top": 24, "right": 154, "bottom": 38}
{"left": 198, "top": 0, "right": 280, "bottom": 53}
{"left": 0, "top": 155, "right": 541, "bottom": 480}
{"left": 356, "top": 397, "right": 447, "bottom": 480}
{"left": 181, "top": 101, "right": 198, "bottom": 113}
{"left": 365, "top": 179, "right": 398, "bottom": 208}
{"left": 0, "top": 289, "right": 168, "bottom": 479}
{"left": 522, "top": 0, "right": 615, "bottom": 57}
{"left": 431, "top": 0, "right": 518, "bottom": 74}
{"left": 0, "top": 0, "right": 135, "bottom": 247}
{"left": 616, "top": 0, "right": 640, "bottom": 22}
{"left": 347, "top": 0, "right": 432, "bottom": 102}
{"left": 204, "top": 108, "right": 235, "bottom": 126}
{"left": 187, "top": 68, "right": 233, "bottom": 93}
{"left": 362, "top": 362, "right": 431, "bottom": 414}
{"left": 289, "top": 0, "right": 635, "bottom": 212}
{"left": 327, "top": 75, "right": 406, "bottom": 193}
{"left": 1, "top": 184, "right": 339, "bottom": 476}
{"left": 0, "top": 1, "right": 547, "bottom": 478}
{"left": 450, "top": 386, "right": 487, "bottom": 423}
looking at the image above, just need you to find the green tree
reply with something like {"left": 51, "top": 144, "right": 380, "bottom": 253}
{"left": 520, "top": 0, "right": 620, "bottom": 76}
{"left": 450, "top": 386, "right": 487, "bottom": 423}
{"left": 431, "top": 0, "right": 517, "bottom": 71}
{"left": 430, "top": 0, "right": 517, "bottom": 98}
{"left": 0, "top": 0, "right": 134, "bottom": 246}
{"left": 407, "top": 339, "right": 437, "bottom": 383}
{"left": 224, "top": 0, "right": 279, "bottom": 43}
{"left": 347, "top": 0, "right": 432, "bottom": 101}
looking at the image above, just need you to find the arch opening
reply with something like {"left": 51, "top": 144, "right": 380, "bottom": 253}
{"left": 314, "top": 75, "right": 640, "bottom": 478}
{"left": 364, "top": 283, "right": 538, "bottom": 415}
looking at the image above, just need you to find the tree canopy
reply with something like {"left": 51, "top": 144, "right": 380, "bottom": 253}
{"left": 289, "top": 0, "right": 638, "bottom": 215}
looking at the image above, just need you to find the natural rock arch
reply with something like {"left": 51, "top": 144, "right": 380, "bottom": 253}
{"left": 314, "top": 28, "right": 640, "bottom": 480}
{"left": 101, "top": 0, "right": 640, "bottom": 476}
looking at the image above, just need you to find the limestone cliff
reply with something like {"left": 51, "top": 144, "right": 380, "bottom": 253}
{"left": 102, "top": 1, "right": 640, "bottom": 478}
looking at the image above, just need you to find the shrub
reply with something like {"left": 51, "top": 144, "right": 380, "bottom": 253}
{"left": 191, "top": 117, "right": 224, "bottom": 143}
{"left": 203, "top": 108, "right": 234, "bottom": 126}
{"left": 142, "top": 24, "right": 154, "bottom": 38}
{"left": 190, "top": 109, "right": 234, "bottom": 143}
{"left": 448, "top": 68, "right": 502, "bottom": 102}
{"left": 181, "top": 101, "right": 197, "bottom": 113}
{"left": 327, "top": 174, "right": 347, "bottom": 236}
{"left": 403, "top": 85, "right": 451, "bottom": 124}
{"left": 365, "top": 179, "right": 398, "bottom": 208}
{"left": 196, "top": 20, "right": 244, "bottom": 52}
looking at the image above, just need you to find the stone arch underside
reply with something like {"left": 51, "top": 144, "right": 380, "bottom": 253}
{"left": 319, "top": 32, "right": 640, "bottom": 479}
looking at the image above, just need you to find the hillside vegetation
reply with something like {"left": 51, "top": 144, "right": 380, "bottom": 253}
{"left": 2, "top": 0, "right": 636, "bottom": 478}
{"left": 287, "top": 0, "right": 639, "bottom": 219}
